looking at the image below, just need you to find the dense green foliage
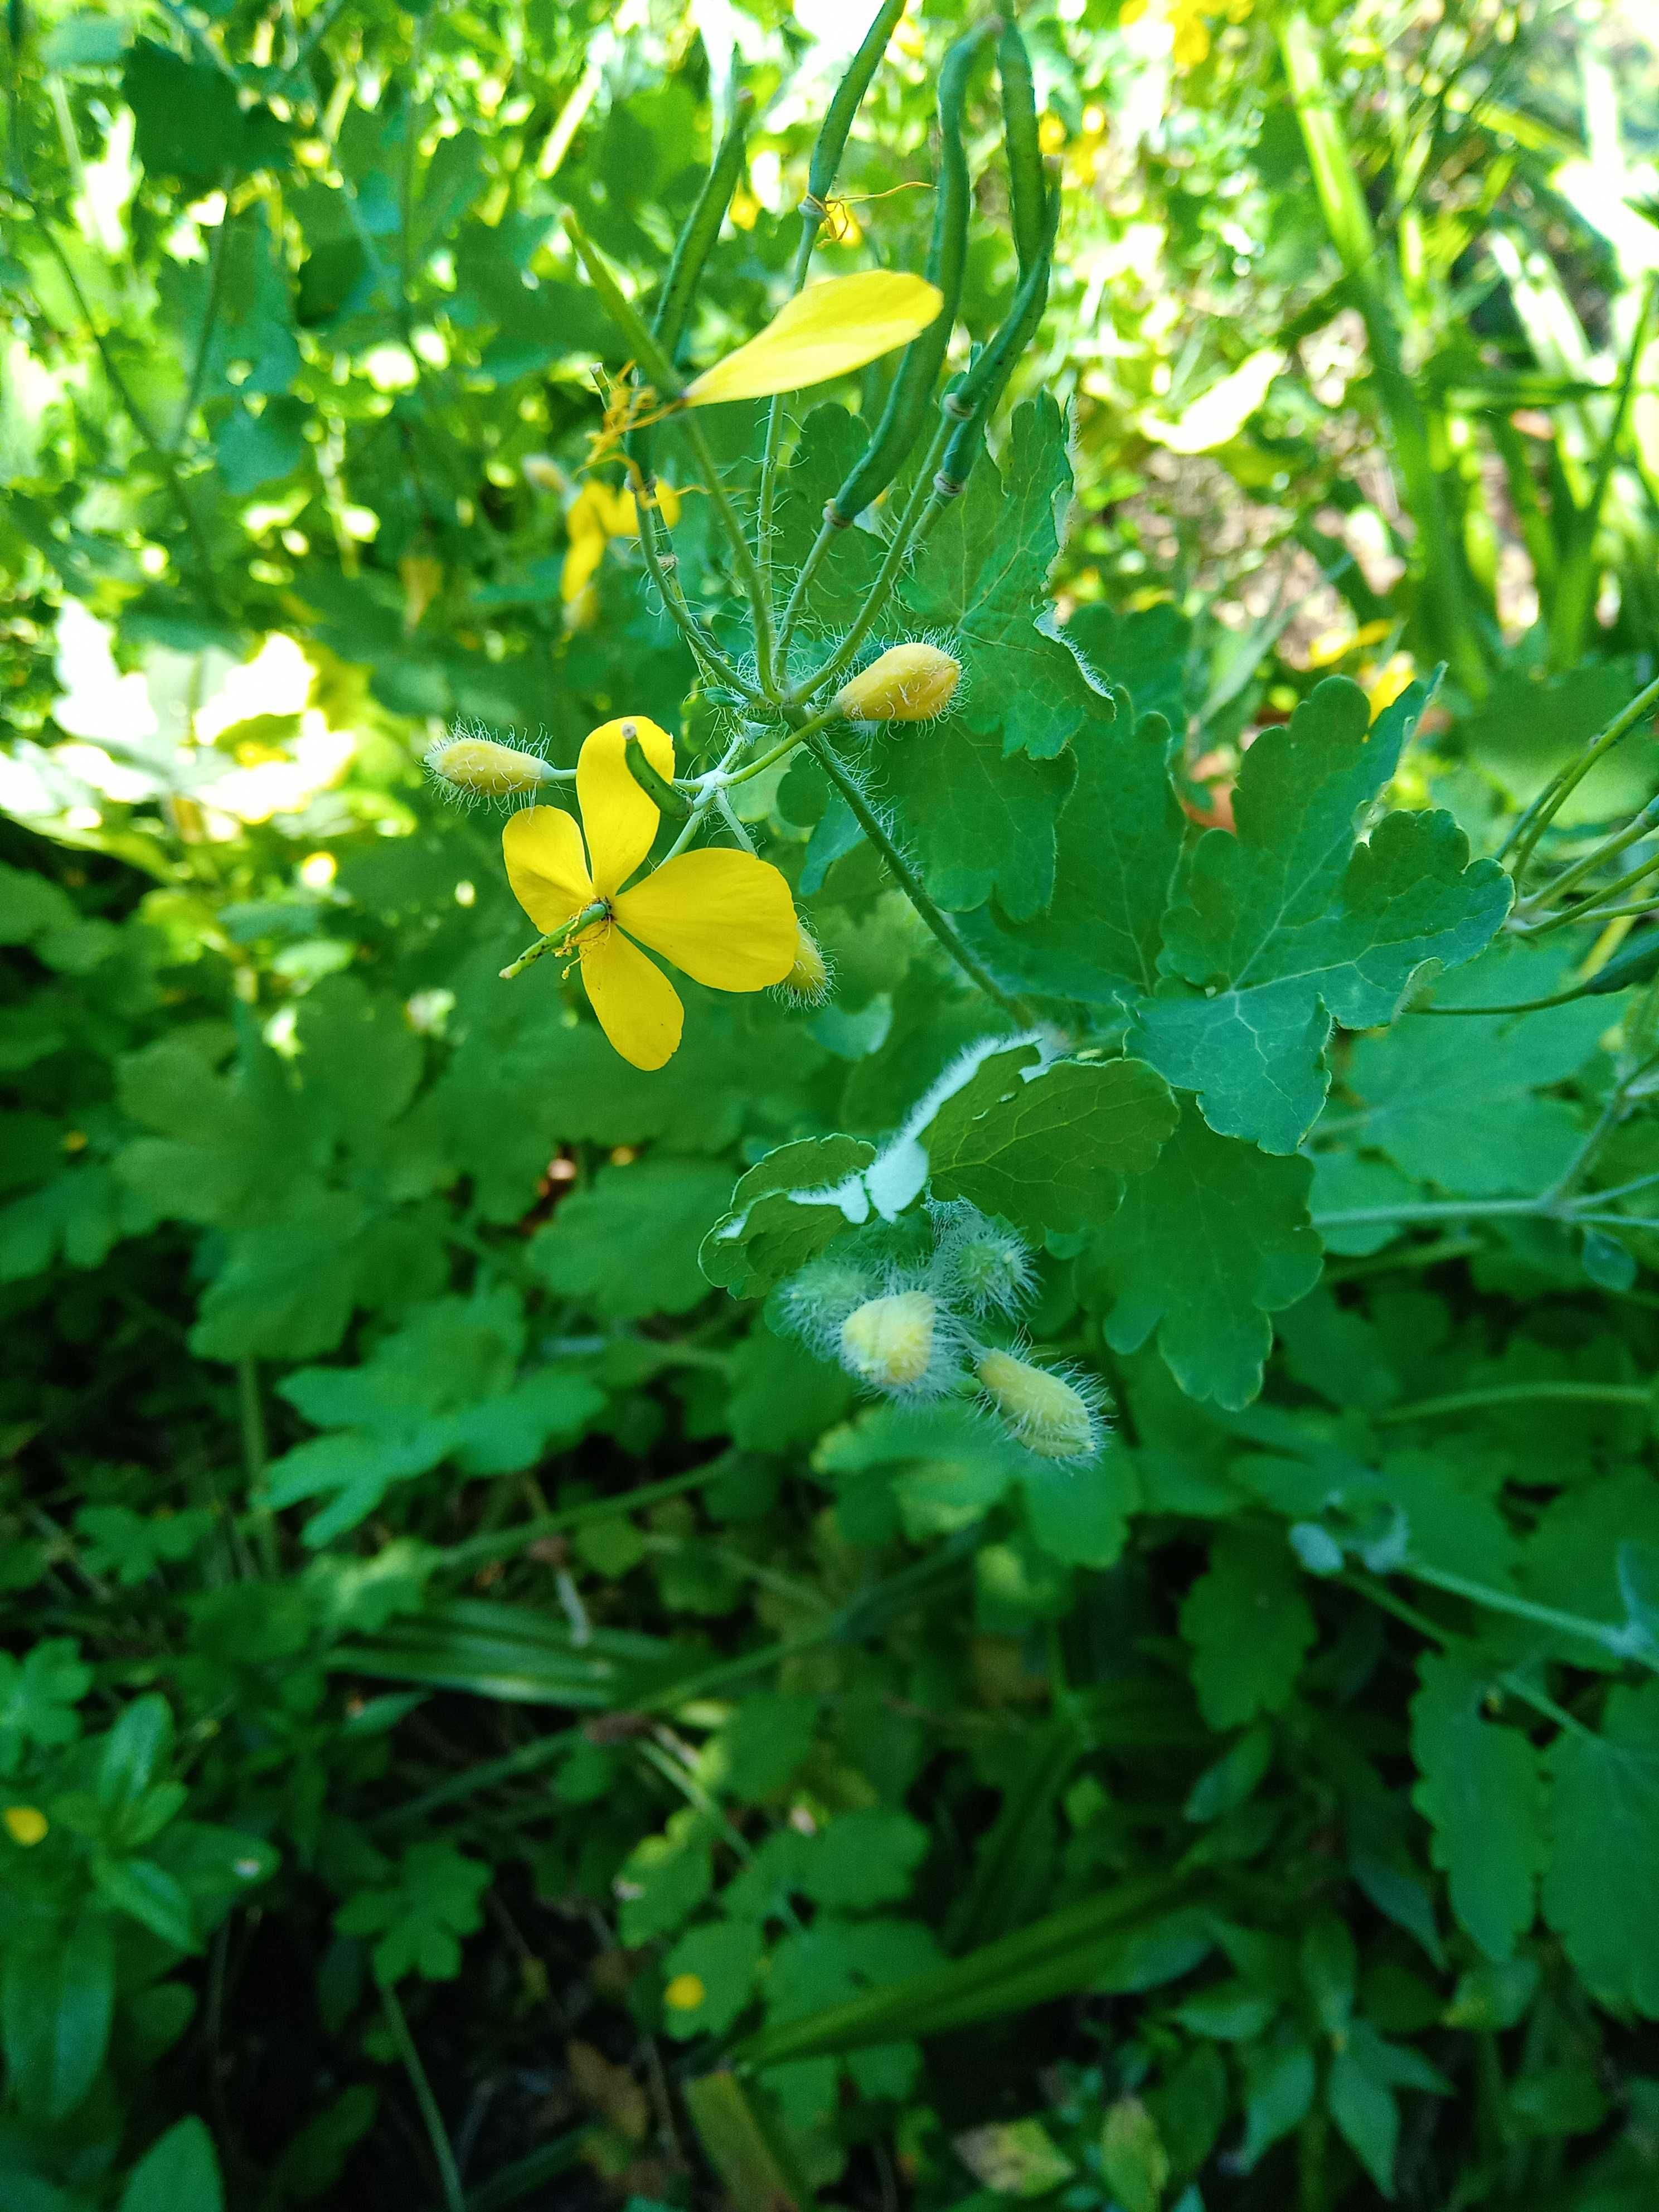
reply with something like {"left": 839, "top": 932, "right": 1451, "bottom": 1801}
{"left": 6, "top": 2, "right": 1659, "bottom": 2209}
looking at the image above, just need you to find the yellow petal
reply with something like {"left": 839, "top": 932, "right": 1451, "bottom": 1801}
{"left": 595, "top": 483, "right": 638, "bottom": 537}
{"left": 579, "top": 923, "right": 684, "bottom": 1069}
{"left": 613, "top": 850, "right": 798, "bottom": 991}
{"left": 577, "top": 717, "right": 676, "bottom": 896}
{"left": 502, "top": 804, "right": 594, "bottom": 933}
{"left": 560, "top": 530, "right": 608, "bottom": 604}
{"left": 682, "top": 271, "right": 944, "bottom": 408}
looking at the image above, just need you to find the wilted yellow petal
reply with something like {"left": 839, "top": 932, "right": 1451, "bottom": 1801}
{"left": 683, "top": 271, "right": 943, "bottom": 408}
{"left": 1138, "top": 348, "right": 1284, "bottom": 455}
{"left": 578, "top": 717, "right": 677, "bottom": 897}
{"left": 503, "top": 805, "right": 595, "bottom": 933}
{"left": 579, "top": 925, "right": 684, "bottom": 1068}
{"left": 613, "top": 850, "right": 798, "bottom": 989}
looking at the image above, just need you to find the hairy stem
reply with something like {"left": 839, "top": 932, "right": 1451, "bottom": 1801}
{"left": 801, "top": 728, "right": 1033, "bottom": 1025}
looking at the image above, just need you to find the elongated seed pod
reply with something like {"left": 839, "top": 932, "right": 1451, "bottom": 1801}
{"left": 998, "top": 22, "right": 1045, "bottom": 277}
{"left": 806, "top": 0, "right": 910, "bottom": 216}
{"left": 938, "top": 177, "right": 1059, "bottom": 490}
{"left": 624, "top": 731, "right": 691, "bottom": 818}
{"left": 653, "top": 79, "right": 755, "bottom": 363}
{"left": 828, "top": 20, "right": 995, "bottom": 527}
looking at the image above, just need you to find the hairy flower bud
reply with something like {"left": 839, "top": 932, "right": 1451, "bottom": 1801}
{"left": 835, "top": 642, "right": 961, "bottom": 724}
{"left": 780, "top": 922, "right": 832, "bottom": 1004}
{"left": 977, "top": 1349, "right": 1100, "bottom": 1459}
{"left": 429, "top": 737, "right": 555, "bottom": 798}
{"left": 841, "top": 1291, "right": 939, "bottom": 1390}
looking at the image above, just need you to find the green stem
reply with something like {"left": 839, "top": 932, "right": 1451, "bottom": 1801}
{"left": 443, "top": 1463, "right": 731, "bottom": 1578}
{"left": 675, "top": 409, "right": 779, "bottom": 696}
{"left": 379, "top": 1980, "right": 464, "bottom": 2212}
{"left": 562, "top": 214, "right": 685, "bottom": 396}
{"left": 788, "top": 419, "right": 954, "bottom": 701}
{"left": 755, "top": 225, "right": 821, "bottom": 678}
{"left": 1344, "top": 1575, "right": 1599, "bottom": 1739}
{"left": 32, "top": 213, "right": 227, "bottom": 613}
{"left": 1375, "top": 1380, "right": 1649, "bottom": 1424}
{"left": 633, "top": 487, "right": 754, "bottom": 698}
{"left": 173, "top": 175, "right": 235, "bottom": 450}
{"left": 801, "top": 729, "right": 1033, "bottom": 1024}
{"left": 1519, "top": 818, "right": 1659, "bottom": 926}
{"left": 709, "top": 704, "right": 846, "bottom": 788}
{"left": 1502, "top": 671, "right": 1659, "bottom": 873}
{"left": 1405, "top": 1559, "right": 1653, "bottom": 1668}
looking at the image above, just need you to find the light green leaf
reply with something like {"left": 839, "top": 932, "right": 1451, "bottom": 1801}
{"left": 701, "top": 1136, "right": 877, "bottom": 1299}
{"left": 1130, "top": 678, "right": 1511, "bottom": 1152}
{"left": 0, "top": 1637, "right": 92, "bottom": 1773}
{"left": 902, "top": 395, "right": 1092, "bottom": 763}
{"left": 923, "top": 1047, "right": 1177, "bottom": 1236}
{"left": 962, "top": 684, "right": 1186, "bottom": 1005}
{"left": 1080, "top": 1100, "right": 1322, "bottom": 1408}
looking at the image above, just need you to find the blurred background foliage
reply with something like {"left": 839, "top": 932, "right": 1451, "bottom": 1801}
{"left": 6, "top": 0, "right": 1659, "bottom": 2208}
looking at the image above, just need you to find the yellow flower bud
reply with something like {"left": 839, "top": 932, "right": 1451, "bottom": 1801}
{"left": 841, "top": 1292, "right": 938, "bottom": 1390}
{"left": 664, "top": 1972, "right": 706, "bottom": 2011}
{"left": 977, "top": 1350, "right": 1100, "bottom": 1459}
{"left": 835, "top": 642, "right": 961, "bottom": 724}
{"left": 4, "top": 1806, "right": 48, "bottom": 1847}
{"left": 780, "top": 923, "right": 832, "bottom": 1004}
{"left": 429, "top": 738, "right": 554, "bottom": 798}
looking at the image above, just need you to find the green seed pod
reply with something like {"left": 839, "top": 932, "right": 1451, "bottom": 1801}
{"left": 997, "top": 22, "right": 1045, "bottom": 278}
{"left": 829, "top": 20, "right": 994, "bottom": 527}
{"left": 653, "top": 79, "right": 755, "bottom": 365}
{"left": 623, "top": 729, "right": 690, "bottom": 818}
{"left": 938, "top": 174, "right": 1060, "bottom": 493}
{"left": 806, "top": 0, "right": 910, "bottom": 218}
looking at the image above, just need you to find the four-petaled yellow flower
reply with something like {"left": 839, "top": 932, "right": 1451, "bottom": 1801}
{"left": 503, "top": 719, "right": 797, "bottom": 1071}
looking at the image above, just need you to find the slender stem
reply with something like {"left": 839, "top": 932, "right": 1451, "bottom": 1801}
{"left": 1376, "top": 1380, "right": 1649, "bottom": 1424}
{"left": 1503, "top": 672, "right": 1659, "bottom": 872}
{"left": 755, "top": 225, "right": 821, "bottom": 684}
{"left": 562, "top": 214, "right": 685, "bottom": 396}
{"left": 379, "top": 1981, "right": 464, "bottom": 2212}
{"left": 443, "top": 1462, "right": 725, "bottom": 1576}
{"left": 801, "top": 729, "right": 1034, "bottom": 1024}
{"left": 660, "top": 733, "right": 749, "bottom": 863}
{"left": 173, "top": 178, "right": 235, "bottom": 451}
{"left": 236, "top": 1357, "right": 277, "bottom": 1575}
{"left": 1324, "top": 1233, "right": 1482, "bottom": 1283}
{"left": 31, "top": 212, "right": 226, "bottom": 612}
{"left": 1344, "top": 1575, "right": 1599, "bottom": 1738}
{"left": 1520, "top": 840, "right": 1659, "bottom": 935}
{"left": 675, "top": 410, "right": 778, "bottom": 696}
{"left": 788, "top": 421, "right": 954, "bottom": 701}
{"left": 634, "top": 487, "right": 753, "bottom": 697}
{"left": 1405, "top": 1559, "right": 1654, "bottom": 1668}
{"left": 707, "top": 704, "right": 845, "bottom": 789}
{"left": 774, "top": 512, "right": 840, "bottom": 674}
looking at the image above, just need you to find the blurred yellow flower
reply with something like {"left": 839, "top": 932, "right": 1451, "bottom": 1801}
{"left": 561, "top": 478, "right": 684, "bottom": 613}
{"left": 502, "top": 719, "right": 798, "bottom": 1070}
{"left": 664, "top": 1972, "right": 707, "bottom": 2010}
{"left": 1363, "top": 651, "right": 1417, "bottom": 717}
{"left": 1121, "top": 0, "right": 1244, "bottom": 69}
{"left": 4, "top": 1806, "right": 48, "bottom": 1847}
{"left": 683, "top": 271, "right": 942, "bottom": 408}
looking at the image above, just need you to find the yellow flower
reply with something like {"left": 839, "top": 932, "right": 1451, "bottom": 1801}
{"left": 502, "top": 719, "right": 798, "bottom": 1070}
{"left": 4, "top": 1806, "right": 48, "bottom": 1847}
{"left": 664, "top": 1972, "right": 707, "bottom": 2010}
{"left": 560, "top": 478, "right": 684, "bottom": 609}
{"left": 682, "top": 271, "right": 943, "bottom": 409}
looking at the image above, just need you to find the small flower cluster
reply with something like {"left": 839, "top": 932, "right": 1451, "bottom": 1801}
{"left": 779, "top": 1202, "right": 1105, "bottom": 1463}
